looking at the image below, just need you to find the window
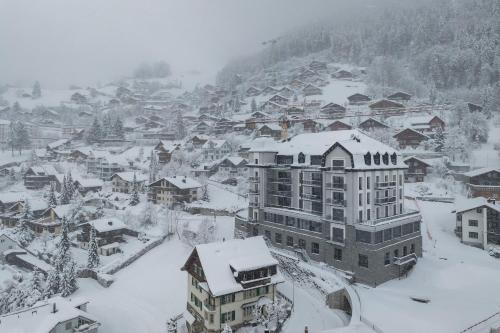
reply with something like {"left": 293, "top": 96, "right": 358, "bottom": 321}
{"left": 400, "top": 203, "right": 403, "bottom": 213}
{"left": 468, "top": 220, "right": 478, "bottom": 227}
{"left": 403, "top": 246, "right": 407, "bottom": 256}
{"left": 311, "top": 242, "right": 320, "bottom": 254}
{"left": 359, "top": 193, "right": 363, "bottom": 206}
{"left": 382, "top": 153, "right": 389, "bottom": 165}
{"left": 469, "top": 232, "right": 479, "bottom": 239}
{"left": 367, "top": 176, "right": 371, "bottom": 189}
{"left": 358, "top": 177, "right": 363, "bottom": 190}
{"left": 65, "top": 322, "right": 72, "bottom": 330}
{"left": 367, "top": 209, "right": 371, "bottom": 220}
{"left": 393, "top": 226, "right": 401, "bottom": 238}
{"left": 275, "top": 233, "right": 282, "bottom": 244}
{"left": 332, "top": 208, "right": 344, "bottom": 221}
{"left": 391, "top": 153, "right": 397, "bottom": 165}
{"left": 399, "top": 175, "right": 403, "bottom": 185}
{"left": 414, "top": 222, "right": 420, "bottom": 232}
{"left": 410, "top": 243, "right": 415, "bottom": 253}
{"left": 384, "top": 228, "right": 392, "bottom": 241}
{"left": 376, "top": 207, "right": 380, "bottom": 219}
{"left": 334, "top": 248, "right": 342, "bottom": 261}
{"left": 374, "top": 153, "right": 380, "bottom": 165}
{"left": 364, "top": 153, "right": 371, "bottom": 165}
{"left": 358, "top": 210, "right": 363, "bottom": 222}
{"left": 384, "top": 252, "right": 390, "bottom": 265}
{"left": 311, "top": 155, "right": 322, "bottom": 165}
{"left": 264, "top": 230, "right": 271, "bottom": 240}
{"left": 221, "top": 311, "right": 236, "bottom": 323}
{"left": 402, "top": 223, "right": 413, "bottom": 235}
{"left": 254, "top": 159, "right": 258, "bottom": 164}
{"left": 356, "top": 230, "right": 371, "bottom": 243}
{"left": 394, "top": 249, "right": 399, "bottom": 259}
{"left": 331, "top": 227, "right": 344, "bottom": 243}
{"left": 399, "top": 189, "right": 402, "bottom": 199}
{"left": 298, "top": 152, "right": 305, "bottom": 163}
{"left": 277, "top": 155, "right": 293, "bottom": 164}
{"left": 221, "top": 293, "right": 235, "bottom": 305}
{"left": 298, "top": 239, "right": 306, "bottom": 249}
{"left": 286, "top": 236, "right": 294, "bottom": 247}
{"left": 476, "top": 208, "right": 482, "bottom": 213}
{"left": 243, "top": 305, "right": 255, "bottom": 318}
{"left": 332, "top": 159, "right": 344, "bottom": 168}
{"left": 375, "top": 231, "right": 383, "bottom": 244}
{"left": 367, "top": 193, "right": 370, "bottom": 205}
{"left": 393, "top": 205, "right": 397, "bottom": 215}
{"left": 358, "top": 254, "right": 368, "bottom": 268}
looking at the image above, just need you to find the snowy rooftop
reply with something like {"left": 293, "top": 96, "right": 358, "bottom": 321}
{"left": 86, "top": 217, "right": 128, "bottom": 233}
{"left": 463, "top": 166, "right": 500, "bottom": 178}
{"left": 455, "top": 197, "right": 500, "bottom": 214}
{"left": 192, "top": 236, "right": 282, "bottom": 296}
{"left": 74, "top": 177, "right": 104, "bottom": 188}
{"left": 163, "top": 176, "right": 201, "bottom": 189}
{"left": 0, "top": 296, "right": 98, "bottom": 333}
{"left": 111, "top": 171, "right": 148, "bottom": 183}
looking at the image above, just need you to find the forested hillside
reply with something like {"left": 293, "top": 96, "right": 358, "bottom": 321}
{"left": 218, "top": 0, "right": 500, "bottom": 109}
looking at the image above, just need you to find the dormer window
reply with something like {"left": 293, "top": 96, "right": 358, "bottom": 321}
{"left": 364, "top": 152, "right": 371, "bottom": 165}
{"left": 382, "top": 153, "right": 389, "bottom": 165}
{"left": 391, "top": 153, "right": 397, "bottom": 165}
{"left": 374, "top": 153, "right": 380, "bottom": 165}
{"left": 298, "top": 152, "right": 305, "bottom": 164}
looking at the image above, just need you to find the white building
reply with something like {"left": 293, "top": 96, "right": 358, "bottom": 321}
{"left": 202, "top": 140, "right": 231, "bottom": 161}
{"left": 455, "top": 197, "right": 500, "bottom": 249}
{"left": 0, "top": 296, "right": 100, "bottom": 333}
{"left": 181, "top": 236, "right": 284, "bottom": 333}
{"left": 148, "top": 176, "right": 201, "bottom": 207}
{"left": 110, "top": 172, "right": 147, "bottom": 194}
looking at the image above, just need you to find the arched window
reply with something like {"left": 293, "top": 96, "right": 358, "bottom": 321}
{"left": 391, "top": 153, "right": 397, "bottom": 165}
{"left": 364, "top": 152, "right": 371, "bottom": 165}
{"left": 374, "top": 152, "right": 380, "bottom": 165}
{"left": 298, "top": 152, "right": 305, "bottom": 164}
{"left": 382, "top": 153, "right": 389, "bottom": 165}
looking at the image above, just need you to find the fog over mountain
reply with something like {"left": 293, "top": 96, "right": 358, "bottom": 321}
{"left": 0, "top": 0, "right": 355, "bottom": 88}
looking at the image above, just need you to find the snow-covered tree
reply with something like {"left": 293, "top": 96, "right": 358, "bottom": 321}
{"left": 175, "top": 113, "right": 187, "bottom": 139}
{"left": 252, "top": 298, "right": 288, "bottom": 330}
{"left": 87, "top": 117, "right": 102, "bottom": 144}
{"left": 22, "top": 199, "right": 33, "bottom": 220}
{"left": 149, "top": 150, "right": 158, "bottom": 183}
{"left": 113, "top": 117, "right": 124, "bottom": 139}
{"left": 87, "top": 225, "right": 100, "bottom": 269}
{"left": 32, "top": 81, "right": 42, "bottom": 99}
{"left": 66, "top": 171, "right": 76, "bottom": 200}
{"left": 60, "top": 260, "right": 77, "bottom": 297}
{"left": 221, "top": 324, "right": 232, "bottom": 333}
{"left": 201, "top": 184, "right": 209, "bottom": 201}
{"left": 251, "top": 98, "right": 257, "bottom": 112}
{"left": 102, "top": 113, "right": 112, "bottom": 138}
{"left": 24, "top": 269, "right": 44, "bottom": 306}
{"left": 16, "top": 219, "right": 34, "bottom": 247}
{"left": 44, "top": 268, "right": 60, "bottom": 298}
{"left": 140, "top": 202, "right": 157, "bottom": 227}
{"left": 29, "top": 148, "right": 39, "bottom": 166}
{"left": 444, "top": 127, "right": 470, "bottom": 162}
{"left": 48, "top": 182, "right": 58, "bottom": 207}
{"left": 129, "top": 173, "right": 140, "bottom": 206}
{"left": 60, "top": 175, "right": 71, "bottom": 205}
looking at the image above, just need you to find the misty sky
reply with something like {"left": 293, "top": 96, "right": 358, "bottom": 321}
{"left": 0, "top": 0, "right": 343, "bottom": 88}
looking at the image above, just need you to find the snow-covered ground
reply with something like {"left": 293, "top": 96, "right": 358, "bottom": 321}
{"left": 470, "top": 119, "right": 500, "bottom": 169}
{"left": 356, "top": 199, "right": 500, "bottom": 333}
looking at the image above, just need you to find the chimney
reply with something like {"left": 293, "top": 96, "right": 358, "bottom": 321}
{"left": 52, "top": 302, "right": 58, "bottom": 313}
{"left": 304, "top": 327, "right": 308, "bottom": 333}
{"left": 487, "top": 197, "right": 496, "bottom": 205}
{"left": 108, "top": 221, "right": 113, "bottom": 226}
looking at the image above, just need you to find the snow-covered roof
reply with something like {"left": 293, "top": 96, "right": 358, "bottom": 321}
{"left": 221, "top": 156, "right": 247, "bottom": 167}
{"left": 250, "top": 129, "right": 405, "bottom": 169}
{"left": 0, "top": 192, "right": 25, "bottom": 204}
{"left": 202, "top": 139, "right": 227, "bottom": 149}
{"left": 455, "top": 197, "right": 500, "bottom": 214}
{"left": 87, "top": 217, "right": 128, "bottom": 233}
{"left": 47, "top": 138, "right": 70, "bottom": 150}
{"left": 74, "top": 177, "right": 104, "bottom": 188}
{"left": 192, "top": 236, "right": 281, "bottom": 296}
{"left": 161, "top": 176, "right": 201, "bottom": 189}
{"left": 0, "top": 296, "right": 98, "bottom": 333}
{"left": 29, "top": 164, "right": 58, "bottom": 176}
{"left": 463, "top": 167, "right": 500, "bottom": 178}
{"left": 258, "top": 123, "right": 282, "bottom": 131}
{"left": 110, "top": 171, "right": 147, "bottom": 183}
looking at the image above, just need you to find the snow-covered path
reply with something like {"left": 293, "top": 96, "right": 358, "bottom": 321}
{"left": 75, "top": 238, "right": 192, "bottom": 333}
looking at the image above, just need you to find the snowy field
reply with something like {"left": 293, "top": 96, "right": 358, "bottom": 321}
{"left": 356, "top": 199, "right": 500, "bottom": 333}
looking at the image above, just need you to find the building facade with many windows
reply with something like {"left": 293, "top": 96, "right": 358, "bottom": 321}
{"left": 236, "top": 130, "right": 422, "bottom": 286}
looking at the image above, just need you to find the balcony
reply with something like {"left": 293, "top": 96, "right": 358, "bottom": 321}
{"left": 325, "top": 183, "right": 347, "bottom": 190}
{"left": 249, "top": 176, "right": 260, "bottom": 182}
{"left": 375, "top": 196, "right": 396, "bottom": 205}
{"left": 325, "top": 198, "right": 346, "bottom": 207}
{"left": 324, "top": 215, "right": 347, "bottom": 223}
{"left": 302, "top": 180, "right": 322, "bottom": 187}
{"left": 268, "top": 190, "right": 292, "bottom": 197}
{"left": 302, "top": 193, "right": 322, "bottom": 201}
{"left": 268, "top": 177, "right": 292, "bottom": 184}
{"left": 376, "top": 181, "right": 397, "bottom": 189}
{"left": 393, "top": 253, "right": 418, "bottom": 266}
{"left": 203, "top": 301, "right": 216, "bottom": 312}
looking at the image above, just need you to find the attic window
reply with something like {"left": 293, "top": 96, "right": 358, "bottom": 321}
{"left": 276, "top": 155, "right": 293, "bottom": 165}
{"left": 374, "top": 153, "right": 380, "bottom": 165}
{"left": 310, "top": 155, "right": 322, "bottom": 165}
{"left": 298, "top": 153, "right": 305, "bottom": 164}
{"left": 382, "top": 153, "right": 389, "bottom": 165}
{"left": 391, "top": 153, "right": 397, "bottom": 165}
{"left": 364, "top": 153, "right": 371, "bottom": 166}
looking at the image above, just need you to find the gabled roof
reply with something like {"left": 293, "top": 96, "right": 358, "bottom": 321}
{"left": 110, "top": 172, "right": 147, "bottom": 183}
{"left": 219, "top": 156, "right": 247, "bottom": 167}
{"left": 149, "top": 176, "right": 201, "bottom": 189}
{"left": 403, "top": 156, "right": 432, "bottom": 167}
{"left": 202, "top": 139, "right": 228, "bottom": 149}
{"left": 463, "top": 167, "right": 500, "bottom": 178}
{"left": 393, "top": 128, "right": 430, "bottom": 139}
{"left": 369, "top": 99, "right": 405, "bottom": 109}
{"left": 86, "top": 217, "right": 128, "bottom": 233}
{"left": 47, "top": 139, "right": 70, "bottom": 150}
{"left": 358, "top": 117, "right": 389, "bottom": 129}
{"left": 183, "top": 236, "right": 281, "bottom": 297}
{"left": 455, "top": 197, "right": 500, "bottom": 214}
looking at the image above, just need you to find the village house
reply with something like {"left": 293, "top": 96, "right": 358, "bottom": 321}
{"left": 78, "top": 217, "right": 137, "bottom": 256}
{"left": 217, "top": 157, "right": 248, "bottom": 178}
{"left": 369, "top": 99, "right": 405, "bottom": 112}
{"left": 148, "top": 176, "right": 201, "bottom": 207}
{"left": 323, "top": 119, "right": 353, "bottom": 132}
{"left": 23, "top": 164, "right": 59, "bottom": 190}
{"left": 347, "top": 93, "right": 371, "bottom": 105}
{"left": 407, "top": 115, "right": 445, "bottom": 134}
{"left": 192, "top": 121, "right": 212, "bottom": 135}
{"left": 463, "top": 167, "right": 500, "bottom": 199}
{"left": 45, "top": 138, "right": 72, "bottom": 159}
{"left": 154, "top": 140, "right": 181, "bottom": 164}
{"left": 186, "top": 135, "right": 210, "bottom": 150}
{"left": 289, "top": 79, "right": 306, "bottom": 89}
{"left": 309, "top": 60, "right": 327, "bottom": 71}
{"left": 245, "top": 86, "right": 261, "bottom": 97}
{"left": 403, "top": 156, "right": 432, "bottom": 182}
{"left": 393, "top": 128, "right": 430, "bottom": 149}
{"left": 320, "top": 102, "right": 347, "bottom": 118}
{"left": 0, "top": 296, "right": 100, "bottom": 333}
{"left": 387, "top": 91, "right": 412, "bottom": 102}
{"left": 278, "top": 86, "right": 295, "bottom": 98}
{"left": 268, "top": 94, "right": 289, "bottom": 106}
{"left": 332, "top": 69, "right": 354, "bottom": 80}
{"left": 74, "top": 177, "right": 104, "bottom": 196}
{"left": 357, "top": 117, "right": 389, "bottom": 132}
{"left": 181, "top": 236, "right": 284, "bottom": 333}
{"left": 261, "top": 86, "right": 279, "bottom": 95}
{"left": 455, "top": 197, "right": 500, "bottom": 250}
{"left": 202, "top": 140, "right": 231, "bottom": 161}
{"left": 467, "top": 102, "right": 483, "bottom": 113}
{"left": 302, "top": 84, "right": 322, "bottom": 96}
{"left": 110, "top": 172, "right": 147, "bottom": 194}
{"left": 0, "top": 199, "right": 48, "bottom": 228}
{"left": 86, "top": 155, "right": 126, "bottom": 180}
{"left": 256, "top": 124, "right": 282, "bottom": 139}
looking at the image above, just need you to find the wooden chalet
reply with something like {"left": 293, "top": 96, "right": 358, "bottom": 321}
{"left": 369, "top": 99, "right": 405, "bottom": 110}
{"left": 347, "top": 93, "right": 371, "bottom": 105}
{"left": 403, "top": 156, "right": 432, "bottom": 182}
{"left": 324, "top": 120, "right": 353, "bottom": 132}
{"left": 332, "top": 69, "right": 354, "bottom": 79}
{"left": 463, "top": 168, "right": 500, "bottom": 199}
{"left": 302, "top": 84, "right": 322, "bottom": 96}
{"left": 154, "top": 141, "right": 181, "bottom": 164}
{"left": 358, "top": 118, "right": 389, "bottom": 131}
{"left": 320, "top": 102, "right": 346, "bottom": 118}
{"left": 387, "top": 91, "right": 412, "bottom": 102}
{"left": 393, "top": 128, "right": 430, "bottom": 149}
{"left": 245, "top": 86, "right": 261, "bottom": 97}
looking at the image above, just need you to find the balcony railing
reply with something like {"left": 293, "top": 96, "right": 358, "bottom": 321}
{"left": 325, "top": 183, "right": 347, "bottom": 190}
{"left": 268, "top": 177, "right": 292, "bottom": 184}
{"left": 324, "top": 215, "right": 347, "bottom": 223}
{"left": 302, "top": 180, "right": 322, "bottom": 186}
{"left": 376, "top": 181, "right": 397, "bottom": 189}
{"left": 203, "top": 301, "right": 216, "bottom": 312}
{"left": 325, "top": 198, "right": 346, "bottom": 207}
{"left": 393, "top": 253, "right": 418, "bottom": 266}
{"left": 268, "top": 190, "right": 292, "bottom": 197}
{"left": 375, "top": 196, "right": 396, "bottom": 205}
{"left": 249, "top": 176, "right": 260, "bottom": 182}
{"left": 302, "top": 193, "right": 322, "bottom": 201}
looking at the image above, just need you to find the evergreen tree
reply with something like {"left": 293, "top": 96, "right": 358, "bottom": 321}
{"left": 86, "top": 117, "right": 102, "bottom": 144}
{"left": 16, "top": 219, "right": 34, "bottom": 247}
{"left": 149, "top": 150, "right": 158, "bottom": 183}
{"left": 87, "top": 225, "right": 100, "bottom": 269}
{"left": 32, "top": 81, "right": 42, "bottom": 99}
{"left": 129, "top": 173, "right": 140, "bottom": 206}
{"left": 44, "top": 268, "right": 60, "bottom": 298}
{"left": 22, "top": 199, "right": 33, "bottom": 220}
{"left": 66, "top": 171, "right": 76, "bottom": 200}
{"left": 175, "top": 113, "right": 187, "bottom": 139}
{"left": 48, "top": 182, "right": 58, "bottom": 207}
{"left": 113, "top": 117, "right": 124, "bottom": 139}
{"left": 30, "top": 148, "right": 39, "bottom": 166}
{"left": 251, "top": 98, "right": 257, "bottom": 112}
{"left": 60, "top": 260, "right": 77, "bottom": 297}
{"left": 102, "top": 113, "right": 112, "bottom": 138}
{"left": 60, "top": 175, "right": 70, "bottom": 205}
{"left": 24, "top": 269, "right": 43, "bottom": 306}
{"left": 12, "top": 101, "right": 21, "bottom": 113}
{"left": 432, "top": 127, "right": 445, "bottom": 152}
